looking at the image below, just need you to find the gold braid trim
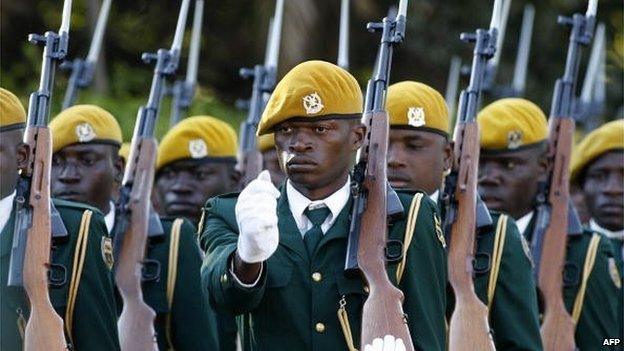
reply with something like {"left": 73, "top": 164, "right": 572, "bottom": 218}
{"left": 396, "top": 193, "right": 424, "bottom": 284}
{"left": 487, "top": 215, "right": 508, "bottom": 310}
{"left": 571, "top": 234, "right": 601, "bottom": 325}
{"left": 337, "top": 295, "right": 358, "bottom": 351}
{"left": 165, "top": 218, "right": 183, "bottom": 351}
{"left": 65, "top": 210, "right": 92, "bottom": 345}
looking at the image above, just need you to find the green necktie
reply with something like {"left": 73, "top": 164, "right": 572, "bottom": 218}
{"left": 303, "top": 206, "right": 331, "bottom": 257}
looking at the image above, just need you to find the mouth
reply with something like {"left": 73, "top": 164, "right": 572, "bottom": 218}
{"left": 285, "top": 155, "right": 317, "bottom": 172}
{"left": 166, "top": 201, "right": 199, "bottom": 212}
{"left": 54, "top": 190, "right": 84, "bottom": 201}
{"left": 598, "top": 203, "right": 623, "bottom": 214}
{"left": 388, "top": 175, "right": 411, "bottom": 188}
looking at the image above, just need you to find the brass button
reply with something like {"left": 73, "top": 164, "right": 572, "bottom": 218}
{"left": 363, "top": 285, "right": 370, "bottom": 294}
{"left": 315, "top": 322, "right": 325, "bottom": 333}
{"left": 312, "top": 272, "right": 322, "bottom": 282}
{"left": 220, "top": 274, "right": 228, "bottom": 284}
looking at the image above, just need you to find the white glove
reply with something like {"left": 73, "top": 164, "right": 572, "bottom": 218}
{"left": 235, "top": 170, "right": 280, "bottom": 263}
{"left": 364, "top": 335, "right": 406, "bottom": 351}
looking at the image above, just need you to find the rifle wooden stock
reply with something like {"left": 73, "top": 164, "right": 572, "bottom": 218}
{"left": 358, "top": 111, "right": 414, "bottom": 350}
{"left": 539, "top": 118, "right": 576, "bottom": 351}
{"left": 237, "top": 149, "right": 263, "bottom": 188}
{"left": 447, "top": 122, "right": 495, "bottom": 351}
{"left": 115, "top": 138, "right": 158, "bottom": 351}
{"left": 22, "top": 127, "right": 67, "bottom": 351}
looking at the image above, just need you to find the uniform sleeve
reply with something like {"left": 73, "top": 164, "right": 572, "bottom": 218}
{"left": 488, "top": 218, "right": 543, "bottom": 351}
{"left": 199, "top": 197, "right": 268, "bottom": 316}
{"left": 399, "top": 197, "right": 447, "bottom": 351}
{"left": 71, "top": 211, "right": 121, "bottom": 351}
{"left": 574, "top": 235, "right": 621, "bottom": 350}
{"left": 170, "top": 220, "right": 220, "bottom": 350}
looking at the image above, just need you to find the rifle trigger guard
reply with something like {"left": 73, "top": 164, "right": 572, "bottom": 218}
{"left": 48, "top": 263, "right": 67, "bottom": 288}
{"left": 472, "top": 252, "right": 491, "bottom": 276}
{"left": 141, "top": 259, "right": 161, "bottom": 282}
{"left": 385, "top": 240, "right": 403, "bottom": 263}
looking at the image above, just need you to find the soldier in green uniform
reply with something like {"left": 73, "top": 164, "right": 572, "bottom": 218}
{"left": 200, "top": 60, "right": 448, "bottom": 350}
{"left": 477, "top": 98, "right": 622, "bottom": 350}
{"left": 48, "top": 104, "right": 218, "bottom": 350}
{"left": 384, "top": 81, "right": 542, "bottom": 350}
{"left": 257, "top": 133, "right": 286, "bottom": 187}
{"left": 570, "top": 120, "right": 623, "bottom": 341}
{"left": 154, "top": 115, "right": 240, "bottom": 351}
{"left": 0, "top": 88, "right": 120, "bottom": 351}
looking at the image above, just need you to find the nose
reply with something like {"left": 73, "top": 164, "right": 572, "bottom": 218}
{"left": 387, "top": 144, "right": 407, "bottom": 170}
{"left": 478, "top": 161, "right": 501, "bottom": 187}
{"left": 169, "top": 171, "right": 193, "bottom": 194}
{"left": 288, "top": 129, "right": 312, "bottom": 153}
{"left": 57, "top": 163, "right": 81, "bottom": 184}
{"left": 603, "top": 173, "right": 624, "bottom": 197}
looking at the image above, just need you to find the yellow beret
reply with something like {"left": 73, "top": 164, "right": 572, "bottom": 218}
{"left": 570, "top": 120, "right": 624, "bottom": 182}
{"left": 0, "top": 88, "right": 27, "bottom": 131}
{"left": 157, "top": 115, "right": 238, "bottom": 170}
{"left": 477, "top": 98, "right": 548, "bottom": 151}
{"left": 257, "top": 60, "right": 363, "bottom": 135}
{"left": 50, "top": 104, "right": 122, "bottom": 153}
{"left": 387, "top": 81, "right": 449, "bottom": 136}
{"left": 118, "top": 142, "right": 131, "bottom": 162}
{"left": 257, "top": 133, "right": 275, "bottom": 153}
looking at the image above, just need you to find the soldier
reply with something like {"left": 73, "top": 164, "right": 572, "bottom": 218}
{"left": 48, "top": 104, "right": 218, "bottom": 350}
{"left": 200, "top": 60, "right": 448, "bottom": 350}
{"left": 257, "top": 133, "right": 286, "bottom": 187}
{"left": 477, "top": 98, "right": 622, "bottom": 350}
{"left": 153, "top": 115, "right": 239, "bottom": 351}
{"left": 385, "top": 81, "right": 542, "bottom": 350}
{"left": 0, "top": 88, "right": 120, "bottom": 350}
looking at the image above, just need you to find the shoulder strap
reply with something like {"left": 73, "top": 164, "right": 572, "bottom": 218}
{"left": 396, "top": 193, "right": 424, "bottom": 284}
{"left": 65, "top": 209, "right": 93, "bottom": 345}
{"left": 487, "top": 214, "right": 508, "bottom": 310}
{"left": 165, "top": 218, "right": 184, "bottom": 350}
{"left": 571, "top": 233, "right": 601, "bottom": 325}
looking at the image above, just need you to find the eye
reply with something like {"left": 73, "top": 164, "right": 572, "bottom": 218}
{"left": 161, "top": 169, "right": 176, "bottom": 180}
{"left": 195, "top": 171, "right": 209, "bottom": 181}
{"left": 81, "top": 155, "right": 96, "bottom": 166}
{"left": 52, "top": 155, "right": 63, "bottom": 166}
{"left": 276, "top": 126, "right": 292, "bottom": 134}
{"left": 505, "top": 161, "right": 516, "bottom": 170}
{"left": 406, "top": 142, "right": 422, "bottom": 151}
{"left": 315, "top": 126, "right": 328, "bottom": 134}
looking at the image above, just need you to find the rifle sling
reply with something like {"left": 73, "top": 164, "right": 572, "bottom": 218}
{"left": 396, "top": 193, "right": 424, "bottom": 284}
{"left": 165, "top": 218, "right": 183, "bottom": 350}
{"left": 487, "top": 215, "right": 508, "bottom": 310}
{"left": 571, "top": 234, "right": 601, "bottom": 325}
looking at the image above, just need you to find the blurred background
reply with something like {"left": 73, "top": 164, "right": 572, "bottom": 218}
{"left": 1, "top": 0, "right": 622, "bottom": 140}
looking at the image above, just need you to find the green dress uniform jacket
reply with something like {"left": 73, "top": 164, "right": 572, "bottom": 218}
{"left": 471, "top": 212, "right": 543, "bottom": 351}
{"left": 140, "top": 216, "right": 219, "bottom": 350}
{"left": 523, "top": 218, "right": 622, "bottom": 351}
{"left": 0, "top": 199, "right": 120, "bottom": 351}
{"left": 199, "top": 187, "right": 448, "bottom": 351}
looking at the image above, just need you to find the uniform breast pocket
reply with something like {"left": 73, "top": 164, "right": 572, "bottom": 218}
{"left": 266, "top": 256, "right": 294, "bottom": 289}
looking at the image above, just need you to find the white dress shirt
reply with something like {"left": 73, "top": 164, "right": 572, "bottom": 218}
{"left": 0, "top": 192, "right": 16, "bottom": 233}
{"left": 104, "top": 201, "right": 115, "bottom": 233}
{"left": 429, "top": 190, "right": 439, "bottom": 204}
{"left": 286, "top": 177, "right": 351, "bottom": 236}
{"left": 589, "top": 219, "right": 624, "bottom": 241}
{"left": 515, "top": 211, "right": 534, "bottom": 236}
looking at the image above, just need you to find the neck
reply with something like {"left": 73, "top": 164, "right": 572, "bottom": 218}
{"left": 291, "top": 173, "right": 349, "bottom": 201}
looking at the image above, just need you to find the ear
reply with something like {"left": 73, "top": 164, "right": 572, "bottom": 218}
{"left": 351, "top": 122, "right": 366, "bottom": 151}
{"left": 16, "top": 143, "right": 30, "bottom": 169}
{"left": 113, "top": 155, "right": 125, "bottom": 184}
{"left": 230, "top": 168, "right": 241, "bottom": 189}
{"left": 443, "top": 140, "right": 454, "bottom": 172}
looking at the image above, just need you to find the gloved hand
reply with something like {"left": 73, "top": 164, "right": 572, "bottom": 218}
{"left": 235, "top": 170, "right": 281, "bottom": 263}
{"left": 363, "top": 335, "right": 406, "bottom": 351}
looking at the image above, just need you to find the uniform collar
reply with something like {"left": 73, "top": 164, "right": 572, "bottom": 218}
{"left": 286, "top": 177, "right": 351, "bottom": 235}
{"left": 104, "top": 201, "right": 115, "bottom": 233}
{"left": 0, "top": 191, "right": 16, "bottom": 234}
{"left": 429, "top": 190, "right": 439, "bottom": 204}
{"left": 589, "top": 219, "right": 624, "bottom": 241}
{"left": 515, "top": 211, "right": 534, "bottom": 236}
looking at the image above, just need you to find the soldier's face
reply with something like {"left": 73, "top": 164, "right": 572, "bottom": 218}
{"left": 155, "top": 159, "right": 237, "bottom": 223}
{"left": 478, "top": 146, "right": 547, "bottom": 219}
{"left": 0, "top": 129, "right": 22, "bottom": 198}
{"left": 581, "top": 151, "right": 624, "bottom": 231}
{"left": 262, "top": 148, "right": 286, "bottom": 187}
{"left": 274, "top": 118, "right": 364, "bottom": 197}
{"left": 51, "top": 143, "right": 123, "bottom": 213}
{"left": 387, "top": 128, "right": 452, "bottom": 195}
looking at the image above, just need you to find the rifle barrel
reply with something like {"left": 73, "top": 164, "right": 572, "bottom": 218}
{"left": 186, "top": 0, "right": 204, "bottom": 84}
{"left": 266, "top": 0, "right": 284, "bottom": 70}
{"left": 59, "top": 0, "right": 73, "bottom": 34}
{"left": 86, "top": 0, "right": 112, "bottom": 63}
{"left": 171, "top": 0, "right": 191, "bottom": 53}
{"left": 512, "top": 4, "right": 534, "bottom": 96}
{"left": 580, "top": 22, "right": 605, "bottom": 104}
{"left": 337, "top": 0, "right": 350, "bottom": 70}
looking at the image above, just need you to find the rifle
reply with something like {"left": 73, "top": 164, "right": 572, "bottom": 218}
{"left": 344, "top": 0, "right": 412, "bottom": 348}
{"left": 442, "top": 1, "right": 505, "bottom": 349}
{"left": 445, "top": 55, "right": 462, "bottom": 126}
{"left": 482, "top": 0, "right": 510, "bottom": 93}
{"left": 530, "top": 1, "right": 597, "bottom": 349}
{"left": 7, "top": 1, "right": 73, "bottom": 350}
{"left": 236, "top": 0, "right": 284, "bottom": 187}
{"left": 574, "top": 22, "right": 606, "bottom": 132}
{"left": 169, "top": 0, "right": 204, "bottom": 127}
{"left": 337, "top": 0, "right": 350, "bottom": 70}
{"left": 111, "top": 0, "right": 190, "bottom": 349}
{"left": 60, "top": 0, "right": 111, "bottom": 109}
{"left": 510, "top": 4, "right": 535, "bottom": 97}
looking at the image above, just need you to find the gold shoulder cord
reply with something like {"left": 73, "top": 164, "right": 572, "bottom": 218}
{"left": 487, "top": 215, "right": 508, "bottom": 310}
{"left": 165, "top": 218, "right": 183, "bottom": 351}
{"left": 337, "top": 193, "right": 424, "bottom": 351}
{"left": 65, "top": 210, "right": 93, "bottom": 345}
{"left": 571, "top": 234, "right": 601, "bottom": 325}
